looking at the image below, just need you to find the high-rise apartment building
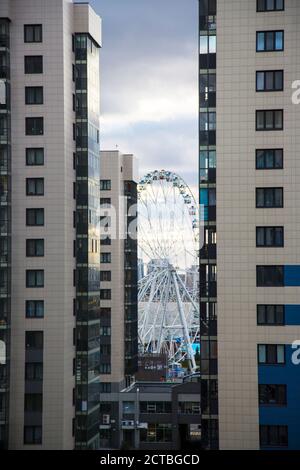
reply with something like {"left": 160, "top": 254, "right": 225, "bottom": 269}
{"left": 99, "top": 150, "right": 138, "bottom": 449}
{"left": 0, "top": 0, "right": 102, "bottom": 449}
{"left": 200, "top": 0, "right": 300, "bottom": 450}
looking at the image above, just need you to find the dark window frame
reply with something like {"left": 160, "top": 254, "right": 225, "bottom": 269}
{"left": 256, "top": 149, "right": 283, "bottom": 169}
{"left": 26, "top": 178, "right": 44, "bottom": 196}
{"left": 256, "top": 110, "right": 283, "bottom": 131}
{"left": 259, "top": 425, "right": 288, "bottom": 448}
{"left": 257, "top": 305, "right": 285, "bottom": 325}
{"left": 24, "top": 24, "right": 43, "bottom": 43}
{"left": 26, "top": 270, "right": 44, "bottom": 288}
{"left": 100, "top": 271, "right": 111, "bottom": 282}
{"left": 256, "top": 30, "right": 284, "bottom": 52}
{"left": 100, "top": 180, "right": 112, "bottom": 191}
{"left": 25, "top": 300, "right": 44, "bottom": 319}
{"left": 256, "top": 187, "right": 283, "bottom": 208}
{"left": 25, "top": 86, "right": 44, "bottom": 105}
{"left": 25, "top": 117, "right": 44, "bottom": 136}
{"left": 25, "top": 362, "right": 43, "bottom": 381}
{"left": 257, "top": 0, "right": 285, "bottom": 12}
{"left": 26, "top": 148, "right": 44, "bottom": 166}
{"left": 256, "top": 70, "right": 284, "bottom": 92}
{"left": 256, "top": 226, "right": 284, "bottom": 247}
{"left": 100, "top": 289, "right": 111, "bottom": 300}
{"left": 26, "top": 208, "right": 44, "bottom": 227}
{"left": 24, "top": 425, "right": 42, "bottom": 445}
{"left": 258, "top": 344, "right": 286, "bottom": 365}
{"left": 24, "top": 393, "right": 43, "bottom": 413}
{"left": 259, "top": 384, "right": 287, "bottom": 406}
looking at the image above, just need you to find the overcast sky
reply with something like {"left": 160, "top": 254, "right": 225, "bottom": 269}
{"left": 75, "top": 0, "right": 198, "bottom": 192}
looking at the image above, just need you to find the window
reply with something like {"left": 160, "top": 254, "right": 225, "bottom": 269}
{"left": 260, "top": 425, "right": 288, "bottom": 448}
{"left": 256, "top": 31, "right": 284, "bottom": 51}
{"left": 200, "top": 111, "right": 216, "bottom": 131}
{"left": 24, "top": 25, "right": 42, "bottom": 43}
{"left": 258, "top": 344, "right": 285, "bottom": 364}
{"left": 140, "top": 402, "right": 172, "bottom": 414}
{"left": 26, "top": 239, "right": 44, "bottom": 257}
{"left": 100, "top": 180, "right": 111, "bottom": 191}
{"left": 140, "top": 424, "right": 172, "bottom": 443}
{"left": 256, "top": 266, "right": 284, "bottom": 287}
{"left": 26, "top": 300, "right": 44, "bottom": 318}
{"left": 100, "top": 326, "right": 111, "bottom": 336}
{"left": 178, "top": 402, "right": 201, "bottom": 414}
{"left": 259, "top": 384, "right": 286, "bottom": 406}
{"left": 100, "top": 271, "right": 111, "bottom": 282}
{"left": 256, "top": 188, "right": 283, "bottom": 208}
{"left": 24, "top": 426, "right": 42, "bottom": 445}
{"left": 256, "top": 71, "right": 283, "bottom": 91}
{"left": 26, "top": 208, "right": 44, "bottom": 226}
{"left": 25, "top": 363, "right": 43, "bottom": 381}
{"left": 26, "top": 148, "right": 44, "bottom": 166}
{"left": 257, "top": 305, "right": 285, "bottom": 325}
{"left": 101, "top": 253, "right": 111, "bottom": 264}
{"left": 256, "top": 227, "right": 284, "bottom": 247}
{"left": 24, "top": 56, "right": 43, "bottom": 74}
{"left": 101, "top": 238, "right": 111, "bottom": 246}
{"left": 100, "top": 289, "right": 111, "bottom": 300}
{"left": 256, "top": 149, "right": 283, "bottom": 169}
{"left": 257, "top": 0, "right": 284, "bottom": 12}
{"left": 25, "top": 86, "right": 43, "bottom": 105}
{"left": 26, "top": 178, "right": 44, "bottom": 196}
{"left": 100, "top": 198, "right": 111, "bottom": 206}
{"left": 25, "top": 331, "right": 43, "bottom": 350}
{"left": 199, "top": 35, "right": 216, "bottom": 54}
{"left": 26, "top": 270, "right": 44, "bottom": 288}
{"left": 26, "top": 117, "right": 44, "bottom": 136}
{"left": 256, "top": 110, "right": 283, "bottom": 130}
{"left": 24, "top": 393, "right": 43, "bottom": 412}
{"left": 100, "top": 383, "right": 111, "bottom": 393}
{"left": 100, "top": 344, "right": 111, "bottom": 355}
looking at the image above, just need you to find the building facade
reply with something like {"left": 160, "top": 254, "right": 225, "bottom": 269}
{"left": 99, "top": 376, "right": 201, "bottom": 450}
{"left": 99, "top": 150, "right": 138, "bottom": 448}
{"left": 199, "top": 0, "right": 218, "bottom": 450}
{"left": 0, "top": 0, "right": 102, "bottom": 450}
{"left": 200, "top": 0, "right": 300, "bottom": 450}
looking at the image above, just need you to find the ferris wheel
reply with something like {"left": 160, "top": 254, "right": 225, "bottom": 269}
{"left": 138, "top": 169, "right": 200, "bottom": 372}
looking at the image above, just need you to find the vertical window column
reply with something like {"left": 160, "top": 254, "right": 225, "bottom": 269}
{"left": 0, "top": 18, "right": 11, "bottom": 450}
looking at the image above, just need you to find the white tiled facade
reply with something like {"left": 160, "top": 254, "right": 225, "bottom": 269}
{"left": 0, "top": 0, "right": 101, "bottom": 450}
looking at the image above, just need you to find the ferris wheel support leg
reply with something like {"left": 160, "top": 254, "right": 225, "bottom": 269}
{"left": 156, "top": 270, "right": 172, "bottom": 353}
{"left": 172, "top": 271, "right": 197, "bottom": 372}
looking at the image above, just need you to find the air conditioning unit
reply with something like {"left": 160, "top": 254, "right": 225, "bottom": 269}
{"left": 103, "top": 414, "right": 110, "bottom": 425}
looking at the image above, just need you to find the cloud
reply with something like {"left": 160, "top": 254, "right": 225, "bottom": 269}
{"left": 78, "top": 0, "right": 198, "bottom": 192}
